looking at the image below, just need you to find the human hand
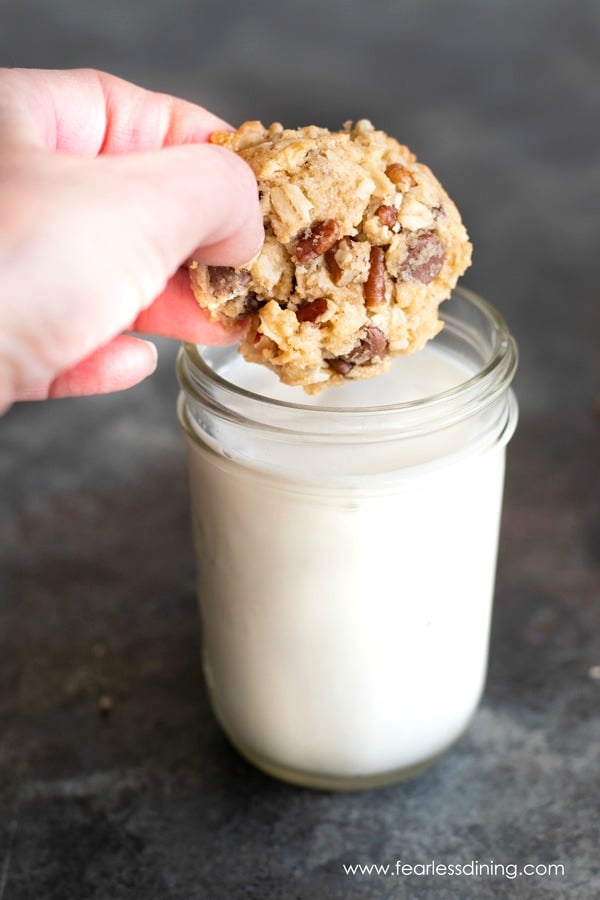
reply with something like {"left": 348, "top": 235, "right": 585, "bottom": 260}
{"left": 0, "top": 68, "right": 264, "bottom": 413}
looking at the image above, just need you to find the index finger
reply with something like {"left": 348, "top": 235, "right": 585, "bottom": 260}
{"left": 131, "top": 268, "right": 246, "bottom": 344}
{"left": 0, "top": 67, "right": 230, "bottom": 155}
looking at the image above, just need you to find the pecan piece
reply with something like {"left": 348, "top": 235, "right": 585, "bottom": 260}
{"left": 325, "top": 237, "right": 352, "bottom": 285}
{"left": 363, "top": 246, "right": 387, "bottom": 307}
{"left": 375, "top": 204, "right": 398, "bottom": 228}
{"left": 325, "top": 249, "right": 343, "bottom": 284}
{"left": 208, "top": 266, "right": 251, "bottom": 298}
{"left": 296, "top": 298, "right": 328, "bottom": 323}
{"left": 295, "top": 219, "right": 341, "bottom": 264}
{"left": 385, "top": 163, "right": 416, "bottom": 191}
{"left": 401, "top": 231, "right": 445, "bottom": 284}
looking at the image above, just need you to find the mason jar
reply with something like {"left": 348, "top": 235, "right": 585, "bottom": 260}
{"left": 177, "top": 286, "right": 518, "bottom": 790}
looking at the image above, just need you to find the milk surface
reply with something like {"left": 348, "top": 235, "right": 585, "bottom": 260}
{"left": 186, "top": 346, "right": 507, "bottom": 781}
{"left": 217, "top": 342, "right": 468, "bottom": 406}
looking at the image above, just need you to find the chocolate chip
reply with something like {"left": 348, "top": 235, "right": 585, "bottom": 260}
{"left": 296, "top": 298, "right": 328, "bottom": 323}
{"left": 327, "top": 326, "right": 388, "bottom": 377}
{"left": 347, "top": 326, "right": 389, "bottom": 365}
{"left": 364, "top": 325, "right": 388, "bottom": 358}
{"left": 327, "top": 358, "right": 354, "bottom": 376}
{"left": 208, "top": 266, "right": 251, "bottom": 298}
{"left": 401, "top": 232, "right": 445, "bottom": 284}
{"left": 242, "top": 292, "right": 264, "bottom": 314}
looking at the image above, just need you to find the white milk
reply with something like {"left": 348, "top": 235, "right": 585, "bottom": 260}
{"left": 181, "top": 336, "right": 516, "bottom": 787}
{"left": 178, "top": 291, "right": 516, "bottom": 788}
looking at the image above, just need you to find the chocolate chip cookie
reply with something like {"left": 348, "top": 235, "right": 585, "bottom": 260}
{"left": 189, "top": 119, "right": 472, "bottom": 392}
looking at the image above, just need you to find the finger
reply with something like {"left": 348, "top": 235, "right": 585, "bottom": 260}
{"left": 0, "top": 67, "right": 231, "bottom": 155}
{"left": 0, "top": 141, "right": 263, "bottom": 374}
{"left": 101, "top": 141, "right": 264, "bottom": 277}
{"left": 14, "top": 335, "right": 157, "bottom": 400}
{"left": 132, "top": 267, "right": 246, "bottom": 343}
{"left": 190, "top": 234, "right": 261, "bottom": 268}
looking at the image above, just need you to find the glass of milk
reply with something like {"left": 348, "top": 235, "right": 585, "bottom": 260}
{"left": 177, "top": 286, "right": 518, "bottom": 789}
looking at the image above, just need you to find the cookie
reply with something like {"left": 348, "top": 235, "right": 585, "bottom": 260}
{"left": 189, "top": 119, "right": 472, "bottom": 392}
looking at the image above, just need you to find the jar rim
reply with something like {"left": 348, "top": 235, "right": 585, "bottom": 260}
{"left": 177, "top": 286, "right": 518, "bottom": 439}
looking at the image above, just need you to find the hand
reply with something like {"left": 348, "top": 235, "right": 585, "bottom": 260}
{"left": 0, "top": 68, "right": 264, "bottom": 413}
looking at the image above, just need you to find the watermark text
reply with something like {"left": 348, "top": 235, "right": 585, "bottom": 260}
{"left": 342, "top": 859, "right": 565, "bottom": 881}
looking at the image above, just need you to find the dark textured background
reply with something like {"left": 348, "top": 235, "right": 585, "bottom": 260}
{"left": 0, "top": 1, "right": 599, "bottom": 898}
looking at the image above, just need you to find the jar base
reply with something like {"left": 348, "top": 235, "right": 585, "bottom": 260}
{"left": 226, "top": 734, "right": 454, "bottom": 791}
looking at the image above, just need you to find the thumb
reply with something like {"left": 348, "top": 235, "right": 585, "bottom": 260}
{"left": 107, "top": 141, "right": 264, "bottom": 271}
{"left": 0, "top": 141, "right": 263, "bottom": 399}
{"left": 90, "top": 142, "right": 264, "bottom": 309}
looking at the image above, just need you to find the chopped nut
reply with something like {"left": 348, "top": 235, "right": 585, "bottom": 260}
{"left": 385, "top": 163, "right": 416, "bottom": 191}
{"left": 398, "top": 197, "right": 435, "bottom": 231}
{"left": 208, "top": 267, "right": 251, "bottom": 298}
{"left": 401, "top": 231, "right": 445, "bottom": 284}
{"left": 375, "top": 204, "right": 398, "bottom": 228}
{"left": 295, "top": 219, "right": 341, "bottom": 264}
{"left": 327, "top": 238, "right": 372, "bottom": 288}
{"left": 296, "top": 298, "right": 328, "bottom": 323}
{"left": 249, "top": 234, "right": 294, "bottom": 299}
{"left": 325, "top": 237, "right": 357, "bottom": 286}
{"left": 325, "top": 248, "right": 343, "bottom": 285}
{"left": 363, "top": 246, "right": 387, "bottom": 307}
{"left": 352, "top": 119, "right": 375, "bottom": 135}
{"left": 211, "top": 120, "right": 270, "bottom": 151}
{"left": 269, "top": 183, "right": 314, "bottom": 242}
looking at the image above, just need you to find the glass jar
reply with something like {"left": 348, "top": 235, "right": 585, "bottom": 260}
{"left": 177, "top": 286, "right": 518, "bottom": 790}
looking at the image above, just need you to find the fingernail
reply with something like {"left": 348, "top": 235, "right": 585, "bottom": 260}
{"left": 145, "top": 340, "right": 158, "bottom": 373}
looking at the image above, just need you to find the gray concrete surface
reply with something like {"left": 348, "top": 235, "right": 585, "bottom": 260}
{"left": 0, "top": 1, "right": 599, "bottom": 897}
